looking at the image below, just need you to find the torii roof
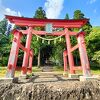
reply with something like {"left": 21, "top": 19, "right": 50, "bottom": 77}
{"left": 5, "top": 15, "right": 88, "bottom": 28}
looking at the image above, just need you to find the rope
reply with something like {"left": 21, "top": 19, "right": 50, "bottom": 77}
{"left": 33, "top": 32, "right": 65, "bottom": 41}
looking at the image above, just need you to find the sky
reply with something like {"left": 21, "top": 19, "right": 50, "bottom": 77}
{"left": 0, "top": 0, "right": 100, "bottom": 26}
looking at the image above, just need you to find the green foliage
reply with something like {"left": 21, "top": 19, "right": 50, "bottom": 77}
{"left": 49, "top": 13, "right": 68, "bottom": 66}
{"left": 86, "top": 27, "right": 100, "bottom": 57}
{"left": 83, "top": 21, "right": 92, "bottom": 34}
{"left": 73, "top": 10, "right": 92, "bottom": 34}
{"left": 73, "top": 10, "right": 84, "bottom": 19}
{"left": 0, "top": 34, "right": 12, "bottom": 66}
{"left": 51, "top": 39, "right": 66, "bottom": 66}
{"left": 0, "top": 18, "right": 8, "bottom": 34}
{"left": 65, "top": 13, "right": 69, "bottom": 19}
{"left": 70, "top": 36, "right": 80, "bottom": 65}
{"left": 34, "top": 7, "right": 46, "bottom": 19}
{"left": 33, "top": 7, "right": 47, "bottom": 31}
{"left": 32, "top": 7, "right": 47, "bottom": 54}
{"left": 86, "top": 26, "right": 100, "bottom": 68}
{"left": 31, "top": 36, "right": 41, "bottom": 55}
{"left": 32, "top": 7, "right": 47, "bottom": 66}
{"left": 0, "top": 18, "right": 11, "bottom": 66}
{"left": 92, "top": 51, "right": 100, "bottom": 65}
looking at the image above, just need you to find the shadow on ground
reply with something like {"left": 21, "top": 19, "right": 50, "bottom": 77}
{"left": 0, "top": 72, "right": 100, "bottom": 100}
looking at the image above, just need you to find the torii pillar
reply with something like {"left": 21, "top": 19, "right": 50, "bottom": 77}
{"left": 63, "top": 50, "right": 67, "bottom": 72}
{"left": 77, "top": 32, "right": 91, "bottom": 76}
{"left": 27, "top": 49, "right": 34, "bottom": 74}
{"left": 21, "top": 27, "right": 32, "bottom": 75}
{"left": 65, "top": 28, "right": 75, "bottom": 74}
{"left": 6, "top": 30, "right": 22, "bottom": 78}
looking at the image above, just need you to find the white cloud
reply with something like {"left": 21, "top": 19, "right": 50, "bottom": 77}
{"left": 0, "top": 0, "right": 21, "bottom": 20}
{"left": 44, "top": 0, "right": 64, "bottom": 19}
{"left": 89, "top": 0, "right": 96, "bottom": 4}
{"left": 5, "top": 8, "right": 21, "bottom": 16}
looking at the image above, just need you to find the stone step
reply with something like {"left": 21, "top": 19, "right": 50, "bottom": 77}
{"left": 42, "top": 66, "right": 53, "bottom": 72}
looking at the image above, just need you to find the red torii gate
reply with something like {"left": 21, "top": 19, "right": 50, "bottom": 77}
{"left": 5, "top": 15, "right": 91, "bottom": 78}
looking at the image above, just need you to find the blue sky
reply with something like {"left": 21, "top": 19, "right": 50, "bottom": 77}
{"left": 0, "top": 0, "right": 100, "bottom": 26}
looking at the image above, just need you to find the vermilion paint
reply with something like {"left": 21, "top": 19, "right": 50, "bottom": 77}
{"left": 5, "top": 15, "right": 90, "bottom": 77}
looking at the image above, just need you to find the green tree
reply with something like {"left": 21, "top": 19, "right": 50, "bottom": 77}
{"left": 49, "top": 13, "right": 69, "bottom": 66}
{"left": 65, "top": 13, "right": 69, "bottom": 19}
{"left": 32, "top": 7, "right": 47, "bottom": 67}
{"left": 86, "top": 26, "right": 100, "bottom": 68}
{"left": 92, "top": 51, "right": 100, "bottom": 66}
{"left": 51, "top": 40, "right": 66, "bottom": 66}
{"left": 0, "top": 18, "right": 12, "bottom": 66}
{"left": 73, "top": 10, "right": 84, "bottom": 19}
{"left": 34, "top": 7, "right": 46, "bottom": 19}
{"left": 0, "top": 18, "right": 8, "bottom": 34}
{"left": 73, "top": 10, "right": 92, "bottom": 34}
{"left": 82, "top": 21, "right": 92, "bottom": 34}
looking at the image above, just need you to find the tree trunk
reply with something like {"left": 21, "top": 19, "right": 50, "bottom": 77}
{"left": 1, "top": 54, "right": 3, "bottom": 66}
{"left": 37, "top": 48, "right": 41, "bottom": 67}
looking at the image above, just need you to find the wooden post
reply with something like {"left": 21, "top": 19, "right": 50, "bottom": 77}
{"left": 21, "top": 27, "right": 32, "bottom": 75}
{"left": 63, "top": 50, "right": 67, "bottom": 72}
{"left": 77, "top": 32, "right": 91, "bottom": 76}
{"left": 6, "top": 30, "right": 22, "bottom": 78}
{"left": 27, "top": 50, "right": 33, "bottom": 74}
{"left": 65, "top": 28, "right": 75, "bottom": 74}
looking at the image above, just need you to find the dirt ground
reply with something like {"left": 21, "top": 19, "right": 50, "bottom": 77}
{"left": 0, "top": 72, "right": 100, "bottom": 100}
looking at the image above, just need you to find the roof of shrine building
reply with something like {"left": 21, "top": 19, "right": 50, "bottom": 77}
{"left": 5, "top": 15, "right": 89, "bottom": 28}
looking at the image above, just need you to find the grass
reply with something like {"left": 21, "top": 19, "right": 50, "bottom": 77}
{"left": 0, "top": 66, "right": 99, "bottom": 78}
{"left": 0, "top": 66, "right": 43, "bottom": 77}
{"left": 91, "top": 70, "right": 100, "bottom": 75}
{"left": 32, "top": 66, "right": 42, "bottom": 72}
{"left": 0, "top": 67, "right": 21, "bottom": 77}
{"left": 0, "top": 67, "right": 7, "bottom": 77}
